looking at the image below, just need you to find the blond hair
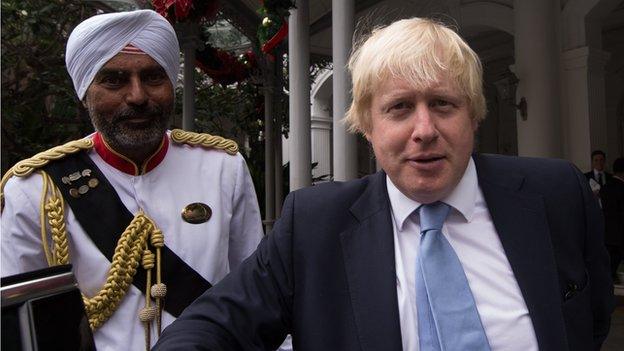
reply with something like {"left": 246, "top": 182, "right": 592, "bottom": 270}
{"left": 345, "top": 18, "right": 486, "bottom": 134}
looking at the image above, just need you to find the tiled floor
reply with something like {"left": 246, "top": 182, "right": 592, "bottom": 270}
{"left": 602, "top": 287, "right": 624, "bottom": 350}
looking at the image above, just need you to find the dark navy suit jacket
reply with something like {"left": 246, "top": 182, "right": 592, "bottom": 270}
{"left": 584, "top": 170, "right": 613, "bottom": 186}
{"left": 154, "top": 154, "right": 614, "bottom": 351}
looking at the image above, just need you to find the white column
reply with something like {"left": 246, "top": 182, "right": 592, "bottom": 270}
{"left": 182, "top": 46, "right": 195, "bottom": 131}
{"left": 332, "top": 0, "right": 358, "bottom": 180}
{"left": 176, "top": 22, "right": 200, "bottom": 131}
{"left": 274, "top": 81, "right": 284, "bottom": 219}
{"left": 561, "top": 46, "right": 610, "bottom": 171}
{"left": 288, "top": 2, "right": 311, "bottom": 191}
{"left": 513, "top": 0, "right": 562, "bottom": 157}
{"left": 275, "top": 129, "right": 283, "bottom": 218}
{"left": 264, "top": 62, "right": 275, "bottom": 233}
{"left": 311, "top": 111, "right": 333, "bottom": 182}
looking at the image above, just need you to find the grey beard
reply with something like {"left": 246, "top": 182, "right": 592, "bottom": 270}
{"left": 88, "top": 104, "right": 171, "bottom": 154}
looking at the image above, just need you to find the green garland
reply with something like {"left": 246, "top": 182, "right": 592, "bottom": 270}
{"left": 257, "top": 0, "right": 294, "bottom": 52}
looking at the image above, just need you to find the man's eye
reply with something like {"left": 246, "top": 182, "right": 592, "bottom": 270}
{"left": 432, "top": 99, "right": 449, "bottom": 106}
{"left": 388, "top": 101, "right": 411, "bottom": 112}
{"left": 100, "top": 75, "right": 125, "bottom": 87}
{"left": 431, "top": 99, "right": 454, "bottom": 110}
{"left": 143, "top": 71, "right": 167, "bottom": 85}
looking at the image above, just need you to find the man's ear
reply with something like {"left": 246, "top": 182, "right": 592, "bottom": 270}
{"left": 471, "top": 117, "right": 479, "bottom": 132}
{"left": 363, "top": 125, "right": 372, "bottom": 142}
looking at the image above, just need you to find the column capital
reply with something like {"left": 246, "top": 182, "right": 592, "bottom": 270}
{"left": 562, "top": 46, "right": 610, "bottom": 71}
{"left": 311, "top": 115, "right": 333, "bottom": 130}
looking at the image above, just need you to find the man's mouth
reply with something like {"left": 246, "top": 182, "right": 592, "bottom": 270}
{"left": 406, "top": 154, "right": 446, "bottom": 171}
{"left": 410, "top": 155, "right": 445, "bottom": 163}
{"left": 115, "top": 116, "right": 156, "bottom": 130}
{"left": 123, "top": 116, "right": 151, "bottom": 123}
{"left": 115, "top": 112, "right": 159, "bottom": 125}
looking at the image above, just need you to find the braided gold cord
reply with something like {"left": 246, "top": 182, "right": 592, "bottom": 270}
{"left": 151, "top": 229, "right": 165, "bottom": 335}
{"left": 170, "top": 129, "right": 239, "bottom": 155}
{"left": 142, "top": 249, "right": 155, "bottom": 270}
{"left": 143, "top": 320, "right": 151, "bottom": 351}
{"left": 46, "top": 187, "right": 70, "bottom": 265}
{"left": 2, "top": 140, "right": 169, "bottom": 347}
{"left": 39, "top": 171, "right": 55, "bottom": 265}
{"left": 1, "top": 138, "right": 93, "bottom": 211}
{"left": 141, "top": 247, "right": 155, "bottom": 351}
{"left": 83, "top": 214, "right": 156, "bottom": 330}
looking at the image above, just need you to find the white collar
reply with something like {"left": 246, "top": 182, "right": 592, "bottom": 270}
{"left": 387, "top": 157, "right": 478, "bottom": 231}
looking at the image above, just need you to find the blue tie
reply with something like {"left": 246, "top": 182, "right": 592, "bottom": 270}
{"left": 415, "top": 202, "right": 490, "bottom": 351}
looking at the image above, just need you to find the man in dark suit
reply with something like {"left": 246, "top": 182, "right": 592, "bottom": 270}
{"left": 600, "top": 157, "right": 624, "bottom": 283}
{"left": 585, "top": 150, "right": 613, "bottom": 195}
{"left": 154, "top": 17, "right": 613, "bottom": 351}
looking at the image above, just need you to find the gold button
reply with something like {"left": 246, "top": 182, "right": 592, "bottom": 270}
{"left": 181, "top": 203, "right": 212, "bottom": 224}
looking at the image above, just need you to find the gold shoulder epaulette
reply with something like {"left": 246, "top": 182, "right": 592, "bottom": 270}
{"left": 1, "top": 138, "right": 93, "bottom": 208}
{"left": 170, "top": 129, "right": 238, "bottom": 156}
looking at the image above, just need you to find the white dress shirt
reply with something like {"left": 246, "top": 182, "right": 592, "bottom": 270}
{"left": 389, "top": 158, "right": 538, "bottom": 351}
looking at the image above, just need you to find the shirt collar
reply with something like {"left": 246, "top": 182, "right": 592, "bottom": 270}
{"left": 387, "top": 157, "right": 478, "bottom": 231}
{"left": 92, "top": 132, "right": 169, "bottom": 176}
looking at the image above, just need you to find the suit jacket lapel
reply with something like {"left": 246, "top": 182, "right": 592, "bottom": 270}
{"left": 340, "top": 172, "right": 403, "bottom": 351}
{"left": 474, "top": 155, "right": 568, "bottom": 350}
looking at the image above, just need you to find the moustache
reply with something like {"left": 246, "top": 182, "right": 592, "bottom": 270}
{"left": 111, "top": 105, "right": 164, "bottom": 123}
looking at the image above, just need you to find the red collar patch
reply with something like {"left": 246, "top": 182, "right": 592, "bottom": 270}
{"left": 92, "top": 132, "right": 168, "bottom": 175}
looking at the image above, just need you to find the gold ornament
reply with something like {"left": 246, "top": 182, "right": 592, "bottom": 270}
{"left": 181, "top": 202, "right": 212, "bottom": 224}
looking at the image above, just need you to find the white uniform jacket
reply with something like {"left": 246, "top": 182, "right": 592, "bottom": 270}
{"left": 1, "top": 131, "right": 264, "bottom": 351}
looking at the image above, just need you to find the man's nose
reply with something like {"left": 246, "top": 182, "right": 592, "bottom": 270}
{"left": 410, "top": 104, "right": 438, "bottom": 143}
{"left": 125, "top": 77, "right": 148, "bottom": 106}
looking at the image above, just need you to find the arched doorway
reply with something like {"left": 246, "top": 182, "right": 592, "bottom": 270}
{"left": 464, "top": 28, "right": 518, "bottom": 155}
